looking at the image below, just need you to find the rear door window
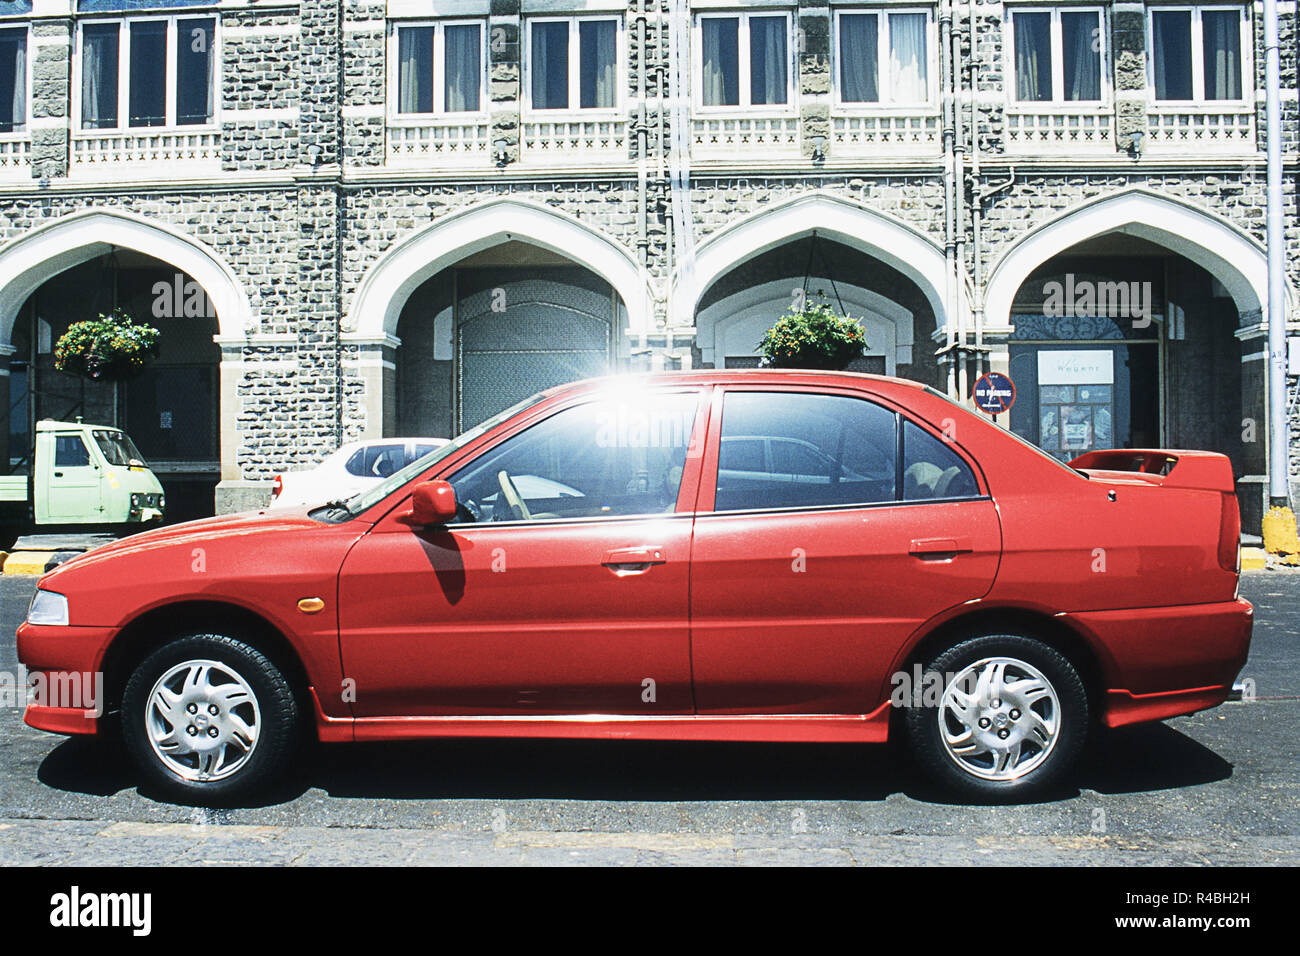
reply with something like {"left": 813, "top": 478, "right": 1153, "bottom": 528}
{"left": 714, "top": 392, "right": 897, "bottom": 511}
{"left": 902, "top": 420, "right": 978, "bottom": 500}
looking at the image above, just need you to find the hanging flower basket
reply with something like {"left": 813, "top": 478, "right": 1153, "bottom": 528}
{"left": 53, "top": 308, "right": 161, "bottom": 381}
{"left": 758, "top": 297, "right": 868, "bottom": 371}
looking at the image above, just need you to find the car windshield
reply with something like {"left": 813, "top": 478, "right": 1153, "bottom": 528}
{"left": 335, "top": 393, "right": 548, "bottom": 519}
{"left": 93, "top": 430, "right": 147, "bottom": 467}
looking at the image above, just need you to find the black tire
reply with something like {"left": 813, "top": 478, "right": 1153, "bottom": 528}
{"left": 121, "top": 633, "right": 300, "bottom": 804}
{"left": 903, "top": 634, "right": 1088, "bottom": 802}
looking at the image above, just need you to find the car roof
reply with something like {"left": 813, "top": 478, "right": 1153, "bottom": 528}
{"left": 540, "top": 368, "right": 929, "bottom": 399}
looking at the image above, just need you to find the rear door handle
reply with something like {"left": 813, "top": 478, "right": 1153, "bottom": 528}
{"left": 909, "top": 538, "right": 973, "bottom": 559}
{"left": 602, "top": 546, "right": 667, "bottom": 575}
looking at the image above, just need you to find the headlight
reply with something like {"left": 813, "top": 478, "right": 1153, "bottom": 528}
{"left": 27, "top": 590, "right": 69, "bottom": 626}
{"left": 130, "top": 493, "right": 143, "bottom": 508}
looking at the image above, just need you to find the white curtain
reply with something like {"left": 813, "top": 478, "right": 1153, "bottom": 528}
{"left": 1202, "top": 10, "right": 1241, "bottom": 100}
{"left": 81, "top": 24, "right": 118, "bottom": 129}
{"left": 1061, "top": 11, "right": 1100, "bottom": 101}
{"left": 839, "top": 14, "right": 878, "bottom": 103}
{"left": 398, "top": 27, "right": 432, "bottom": 113}
{"left": 888, "top": 13, "right": 927, "bottom": 103}
{"left": 531, "top": 21, "right": 568, "bottom": 109}
{"left": 579, "top": 20, "right": 616, "bottom": 109}
{"left": 1013, "top": 12, "right": 1050, "bottom": 101}
{"left": 1153, "top": 11, "right": 1192, "bottom": 100}
{"left": 701, "top": 17, "right": 738, "bottom": 106}
{"left": 748, "top": 16, "right": 787, "bottom": 105}
{"left": 445, "top": 24, "right": 481, "bottom": 112}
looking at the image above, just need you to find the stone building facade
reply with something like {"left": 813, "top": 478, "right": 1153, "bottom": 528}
{"left": 0, "top": 0, "right": 1295, "bottom": 529}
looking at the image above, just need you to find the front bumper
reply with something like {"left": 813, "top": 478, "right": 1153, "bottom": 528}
{"left": 16, "top": 621, "right": 119, "bottom": 736}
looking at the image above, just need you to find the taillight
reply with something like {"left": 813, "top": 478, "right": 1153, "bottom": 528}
{"left": 272, "top": 474, "right": 282, "bottom": 499}
{"left": 1217, "top": 491, "right": 1240, "bottom": 573}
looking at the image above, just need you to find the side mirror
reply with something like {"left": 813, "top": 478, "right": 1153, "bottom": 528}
{"left": 402, "top": 480, "right": 457, "bottom": 526}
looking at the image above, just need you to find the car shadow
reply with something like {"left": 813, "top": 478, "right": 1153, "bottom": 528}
{"left": 34, "top": 720, "right": 1233, "bottom": 809}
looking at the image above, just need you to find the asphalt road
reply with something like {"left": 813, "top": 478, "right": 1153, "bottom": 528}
{"left": 0, "top": 573, "right": 1296, "bottom": 866}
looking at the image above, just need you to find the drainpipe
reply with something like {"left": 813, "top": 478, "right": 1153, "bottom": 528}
{"left": 636, "top": 7, "right": 648, "bottom": 274}
{"left": 966, "top": 0, "right": 980, "bottom": 378}
{"left": 950, "top": 0, "right": 968, "bottom": 400}
{"left": 940, "top": 1, "right": 958, "bottom": 398}
{"left": 1263, "top": 0, "right": 1289, "bottom": 507}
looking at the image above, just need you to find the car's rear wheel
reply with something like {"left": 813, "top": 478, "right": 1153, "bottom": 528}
{"left": 904, "top": 634, "right": 1088, "bottom": 801}
{"left": 121, "top": 633, "right": 299, "bottom": 804}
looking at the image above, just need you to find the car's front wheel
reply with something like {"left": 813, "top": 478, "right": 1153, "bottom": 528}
{"left": 121, "top": 633, "right": 300, "bottom": 803}
{"left": 904, "top": 634, "right": 1089, "bottom": 801}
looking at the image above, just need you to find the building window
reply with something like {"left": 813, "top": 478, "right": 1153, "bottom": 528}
{"left": 0, "top": 27, "right": 26, "bottom": 133}
{"left": 394, "top": 21, "right": 485, "bottom": 115}
{"left": 697, "top": 12, "right": 791, "bottom": 109}
{"left": 526, "top": 17, "right": 618, "bottom": 112}
{"left": 1008, "top": 7, "right": 1104, "bottom": 103}
{"left": 835, "top": 10, "right": 931, "bottom": 105}
{"left": 1150, "top": 6, "right": 1244, "bottom": 102}
{"left": 79, "top": 17, "right": 215, "bottom": 130}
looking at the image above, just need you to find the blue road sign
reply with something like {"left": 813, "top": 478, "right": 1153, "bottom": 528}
{"left": 972, "top": 372, "right": 1016, "bottom": 415}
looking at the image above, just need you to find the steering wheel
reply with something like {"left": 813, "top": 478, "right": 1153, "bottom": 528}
{"left": 497, "top": 470, "right": 531, "bottom": 521}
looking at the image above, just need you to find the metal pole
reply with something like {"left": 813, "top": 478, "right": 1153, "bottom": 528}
{"left": 1264, "top": 0, "right": 1289, "bottom": 506}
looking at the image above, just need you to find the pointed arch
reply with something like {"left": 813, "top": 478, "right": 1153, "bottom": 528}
{"left": 983, "top": 189, "right": 1284, "bottom": 326}
{"left": 681, "top": 192, "right": 957, "bottom": 336}
{"left": 0, "top": 208, "right": 253, "bottom": 346}
{"left": 345, "top": 199, "right": 651, "bottom": 341}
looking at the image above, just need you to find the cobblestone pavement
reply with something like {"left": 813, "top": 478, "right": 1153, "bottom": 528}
{"left": 2, "top": 574, "right": 1296, "bottom": 866}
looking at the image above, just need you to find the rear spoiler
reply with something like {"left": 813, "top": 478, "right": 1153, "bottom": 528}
{"left": 1067, "top": 449, "right": 1236, "bottom": 493}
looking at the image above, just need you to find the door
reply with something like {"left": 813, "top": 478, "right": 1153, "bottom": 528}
{"left": 42, "top": 432, "right": 102, "bottom": 522}
{"left": 455, "top": 268, "right": 614, "bottom": 431}
{"left": 689, "top": 387, "right": 1001, "bottom": 715}
{"left": 338, "top": 389, "right": 707, "bottom": 717}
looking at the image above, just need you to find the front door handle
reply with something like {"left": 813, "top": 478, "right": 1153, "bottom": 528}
{"left": 601, "top": 546, "right": 667, "bottom": 575}
{"left": 909, "top": 538, "right": 973, "bottom": 559}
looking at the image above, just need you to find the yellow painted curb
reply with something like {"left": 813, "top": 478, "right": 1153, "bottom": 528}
{"left": 2, "top": 551, "right": 57, "bottom": 575}
{"left": 1241, "top": 547, "right": 1267, "bottom": 570}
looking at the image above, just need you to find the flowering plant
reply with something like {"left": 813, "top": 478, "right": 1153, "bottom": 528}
{"left": 758, "top": 296, "right": 867, "bottom": 370}
{"left": 54, "top": 309, "right": 160, "bottom": 380}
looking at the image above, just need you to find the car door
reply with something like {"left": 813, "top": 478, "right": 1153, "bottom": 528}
{"left": 688, "top": 386, "right": 1001, "bottom": 715}
{"left": 44, "top": 432, "right": 102, "bottom": 522}
{"left": 337, "top": 388, "right": 708, "bottom": 717}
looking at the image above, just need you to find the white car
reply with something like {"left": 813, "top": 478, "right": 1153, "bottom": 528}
{"left": 270, "top": 438, "right": 448, "bottom": 509}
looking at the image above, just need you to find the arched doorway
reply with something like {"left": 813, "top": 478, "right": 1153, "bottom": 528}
{"left": 394, "top": 242, "right": 625, "bottom": 437}
{"left": 683, "top": 193, "right": 957, "bottom": 359}
{"left": 985, "top": 191, "right": 1281, "bottom": 530}
{"left": 347, "top": 200, "right": 650, "bottom": 439}
{"left": 0, "top": 210, "right": 252, "bottom": 522}
{"left": 693, "top": 236, "right": 933, "bottom": 383}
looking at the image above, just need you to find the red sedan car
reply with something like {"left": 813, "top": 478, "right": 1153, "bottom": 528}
{"left": 17, "top": 371, "right": 1252, "bottom": 802}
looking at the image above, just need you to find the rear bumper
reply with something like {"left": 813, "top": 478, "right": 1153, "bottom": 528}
{"left": 1062, "top": 597, "right": 1253, "bottom": 726}
{"left": 16, "top": 621, "right": 118, "bottom": 736}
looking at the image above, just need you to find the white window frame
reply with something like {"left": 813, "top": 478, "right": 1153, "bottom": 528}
{"left": 523, "top": 15, "right": 623, "bottom": 117}
{"left": 693, "top": 11, "right": 795, "bottom": 114}
{"left": 0, "top": 23, "right": 31, "bottom": 136}
{"left": 388, "top": 19, "right": 489, "bottom": 121}
{"left": 1004, "top": 6, "right": 1109, "bottom": 107}
{"left": 832, "top": 8, "right": 937, "bottom": 111}
{"left": 1146, "top": 4, "right": 1250, "bottom": 106}
{"left": 72, "top": 15, "right": 220, "bottom": 133}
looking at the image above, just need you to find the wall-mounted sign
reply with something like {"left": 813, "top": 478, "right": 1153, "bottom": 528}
{"left": 1037, "top": 349, "right": 1115, "bottom": 386}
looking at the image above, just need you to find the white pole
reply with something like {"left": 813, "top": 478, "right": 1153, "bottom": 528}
{"left": 1264, "top": 0, "right": 1289, "bottom": 506}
